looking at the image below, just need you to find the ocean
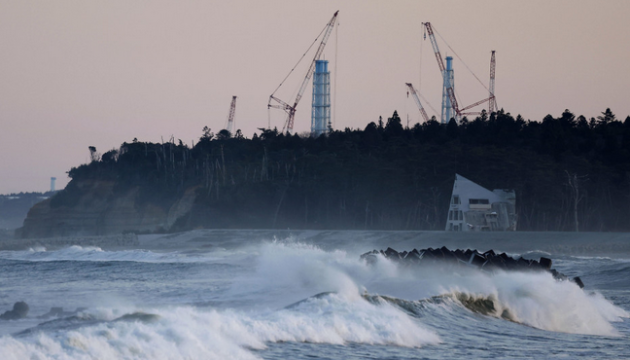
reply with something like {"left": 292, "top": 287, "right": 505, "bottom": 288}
{"left": 0, "top": 230, "right": 629, "bottom": 359}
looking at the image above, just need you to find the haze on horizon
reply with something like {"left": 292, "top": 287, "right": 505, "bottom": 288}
{"left": 1, "top": 0, "right": 629, "bottom": 194}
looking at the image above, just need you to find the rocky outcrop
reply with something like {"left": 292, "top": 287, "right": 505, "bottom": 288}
{"left": 18, "top": 180, "right": 197, "bottom": 238}
{"left": 361, "top": 246, "right": 584, "bottom": 288}
{"left": 0, "top": 301, "right": 29, "bottom": 320}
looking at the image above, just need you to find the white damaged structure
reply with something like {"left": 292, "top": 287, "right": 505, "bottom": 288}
{"left": 446, "top": 174, "right": 516, "bottom": 232}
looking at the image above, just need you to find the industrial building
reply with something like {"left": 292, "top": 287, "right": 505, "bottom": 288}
{"left": 311, "top": 60, "right": 331, "bottom": 136}
{"left": 445, "top": 174, "right": 516, "bottom": 232}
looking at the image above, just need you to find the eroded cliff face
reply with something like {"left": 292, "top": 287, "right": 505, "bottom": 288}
{"left": 19, "top": 180, "right": 197, "bottom": 238}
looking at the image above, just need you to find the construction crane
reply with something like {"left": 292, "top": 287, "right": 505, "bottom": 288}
{"left": 488, "top": 50, "right": 497, "bottom": 113}
{"left": 268, "top": 11, "right": 339, "bottom": 133}
{"left": 225, "top": 96, "right": 237, "bottom": 133}
{"left": 456, "top": 51, "right": 498, "bottom": 116}
{"left": 423, "top": 22, "right": 460, "bottom": 122}
{"left": 405, "top": 83, "right": 430, "bottom": 123}
{"left": 423, "top": 23, "right": 497, "bottom": 120}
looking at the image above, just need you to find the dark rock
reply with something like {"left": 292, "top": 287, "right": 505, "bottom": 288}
{"left": 540, "top": 257, "right": 552, "bottom": 270}
{"left": 384, "top": 247, "right": 400, "bottom": 260}
{"left": 404, "top": 249, "right": 423, "bottom": 263}
{"left": 361, "top": 247, "right": 583, "bottom": 288}
{"left": 573, "top": 276, "right": 585, "bottom": 289}
{"left": 517, "top": 257, "right": 531, "bottom": 269}
{"left": 359, "top": 249, "right": 379, "bottom": 260}
{"left": 469, "top": 253, "right": 486, "bottom": 267}
{"left": 37, "top": 307, "right": 64, "bottom": 319}
{"left": 430, "top": 248, "right": 445, "bottom": 259}
{"left": 0, "top": 301, "right": 29, "bottom": 320}
{"left": 453, "top": 249, "right": 467, "bottom": 262}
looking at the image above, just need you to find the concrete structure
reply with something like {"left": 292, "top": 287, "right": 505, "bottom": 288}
{"left": 311, "top": 60, "right": 331, "bottom": 136}
{"left": 441, "top": 56, "right": 455, "bottom": 124}
{"left": 50, "top": 177, "right": 56, "bottom": 192}
{"left": 445, "top": 174, "right": 516, "bottom": 232}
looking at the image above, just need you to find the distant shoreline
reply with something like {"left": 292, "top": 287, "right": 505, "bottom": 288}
{"left": 2, "top": 230, "right": 630, "bottom": 258}
{"left": 0, "top": 233, "right": 139, "bottom": 251}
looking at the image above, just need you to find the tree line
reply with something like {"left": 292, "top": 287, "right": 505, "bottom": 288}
{"left": 52, "top": 108, "right": 630, "bottom": 232}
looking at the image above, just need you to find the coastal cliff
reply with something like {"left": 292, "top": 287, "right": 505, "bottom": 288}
{"left": 16, "top": 109, "right": 630, "bottom": 236}
{"left": 19, "top": 180, "right": 197, "bottom": 238}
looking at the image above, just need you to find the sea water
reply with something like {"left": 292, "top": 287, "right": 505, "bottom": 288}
{"left": 0, "top": 231, "right": 629, "bottom": 359}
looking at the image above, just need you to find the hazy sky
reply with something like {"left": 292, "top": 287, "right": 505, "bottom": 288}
{"left": 1, "top": 0, "right": 629, "bottom": 194}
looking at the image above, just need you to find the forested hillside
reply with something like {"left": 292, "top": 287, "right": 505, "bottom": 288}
{"left": 50, "top": 108, "right": 630, "bottom": 232}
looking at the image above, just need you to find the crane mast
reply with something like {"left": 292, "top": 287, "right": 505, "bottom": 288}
{"left": 268, "top": 11, "right": 339, "bottom": 133}
{"left": 405, "top": 83, "right": 430, "bottom": 123}
{"left": 226, "top": 96, "right": 237, "bottom": 133}
{"left": 489, "top": 50, "right": 496, "bottom": 113}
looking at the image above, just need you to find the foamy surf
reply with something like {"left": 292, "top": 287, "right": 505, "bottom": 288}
{"left": 1, "top": 232, "right": 629, "bottom": 359}
{"left": 1, "top": 291, "right": 441, "bottom": 360}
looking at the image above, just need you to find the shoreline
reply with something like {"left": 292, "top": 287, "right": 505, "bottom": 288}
{"left": 1, "top": 230, "right": 630, "bottom": 257}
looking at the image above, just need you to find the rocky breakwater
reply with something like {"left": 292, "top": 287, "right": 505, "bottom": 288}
{"left": 361, "top": 246, "right": 584, "bottom": 288}
{"left": 18, "top": 179, "right": 198, "bottom": 238}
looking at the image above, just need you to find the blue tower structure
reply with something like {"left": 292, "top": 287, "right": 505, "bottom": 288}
{"left": 441, "top": 56, "right": 455, "bottom": 124}
{"left": 311, "top": 60, "right": 331, "bottom": 136}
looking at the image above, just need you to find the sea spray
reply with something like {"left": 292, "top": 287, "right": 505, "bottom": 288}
{"left": 1, "top": 293, "right": 441, "bottom": 360}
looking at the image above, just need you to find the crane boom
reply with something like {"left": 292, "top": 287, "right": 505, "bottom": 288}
{"left": 423, "top": 22, "right": 460, "bottom": 119}
{"left": 269, "top": 11, "right": 339, "bottom": 133}
{"left": 448, "top": 51, "right": 498, "bottom": 114}
{"left": 225, "top": 96, "right": 237, "bottom": 133}
{"left": 460, "top": 96, "right": 492, "bottom": 112}
{"left": 423, "top": 22, "right": 445, "bottom": 73}
{"left": 405, "top": 83, "right": 429, "bottom": 123}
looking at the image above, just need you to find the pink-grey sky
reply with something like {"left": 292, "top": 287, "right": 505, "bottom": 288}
{"left": 1, "top": 0, "right": 629, "bottom": 194}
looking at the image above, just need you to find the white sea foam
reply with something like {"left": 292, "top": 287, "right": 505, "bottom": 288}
{"left": 228, "top": 240, "right": 630, "bottom": 336}
{"left": 0, "top": 240, "right": 441, "bottom": 359}
{"left": 2, "top": 239, "right": 627, "bottom": 359}
{"left": 462, "top": 271, "right": 630, "bottom": 336}
{"left": 0, "top": 292, "right": 440, "bottom": 360}
{"left": 393, "top": 264, "right": 630, "bottom": 336}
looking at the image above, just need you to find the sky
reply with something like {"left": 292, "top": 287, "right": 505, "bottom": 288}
{"left": 1, "top": 0, "right": 629, "bottom": 194}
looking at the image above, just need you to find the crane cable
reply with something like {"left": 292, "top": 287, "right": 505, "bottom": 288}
{"left": 270, "top": 25, "right": 328, "bottom": 98}
{"left": 433, "top": 27, "right": 490, "bottom": 93}
{"left": 419, "top": 92, "right": 439, "bottom": 118}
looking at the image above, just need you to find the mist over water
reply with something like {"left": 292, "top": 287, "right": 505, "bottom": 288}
{"left": 1, "top": 231, "right": 629, "bottom": 359}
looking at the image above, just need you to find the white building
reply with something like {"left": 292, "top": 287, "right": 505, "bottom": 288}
{"left": 445, "top": 174, "right": 517, "bottom": 232}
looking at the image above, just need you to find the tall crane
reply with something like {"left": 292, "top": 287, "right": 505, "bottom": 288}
{"left": 455, "top": 51, "right": 497, "bottom": 116}
{"left": 268, "top": 11, "right": 339, "bottom": 133}
{"left": 423, "top": 22, "right": 497, "bottom": 120}
{"left": 488, "top": 50, "right": 497, "bottom": 113}
{"left": 226, "top": 96, "right": 237, "bottom": 133}
{"left": 423, "top": 22, "right": 460, "bottom": 123}
{"left": 405, "top": 83, "right": 430, "bottom": 123}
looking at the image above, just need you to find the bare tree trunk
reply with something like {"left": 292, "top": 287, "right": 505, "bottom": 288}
{"left": 273, "top": 184, "right": 289, "bottom": 228}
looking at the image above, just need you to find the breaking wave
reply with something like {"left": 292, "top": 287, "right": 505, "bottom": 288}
{"left": 1, "top": 291, "right": 441, "bottom": 360}
{"left": 1, "top": 239, "right": 628, "bottom": 359}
